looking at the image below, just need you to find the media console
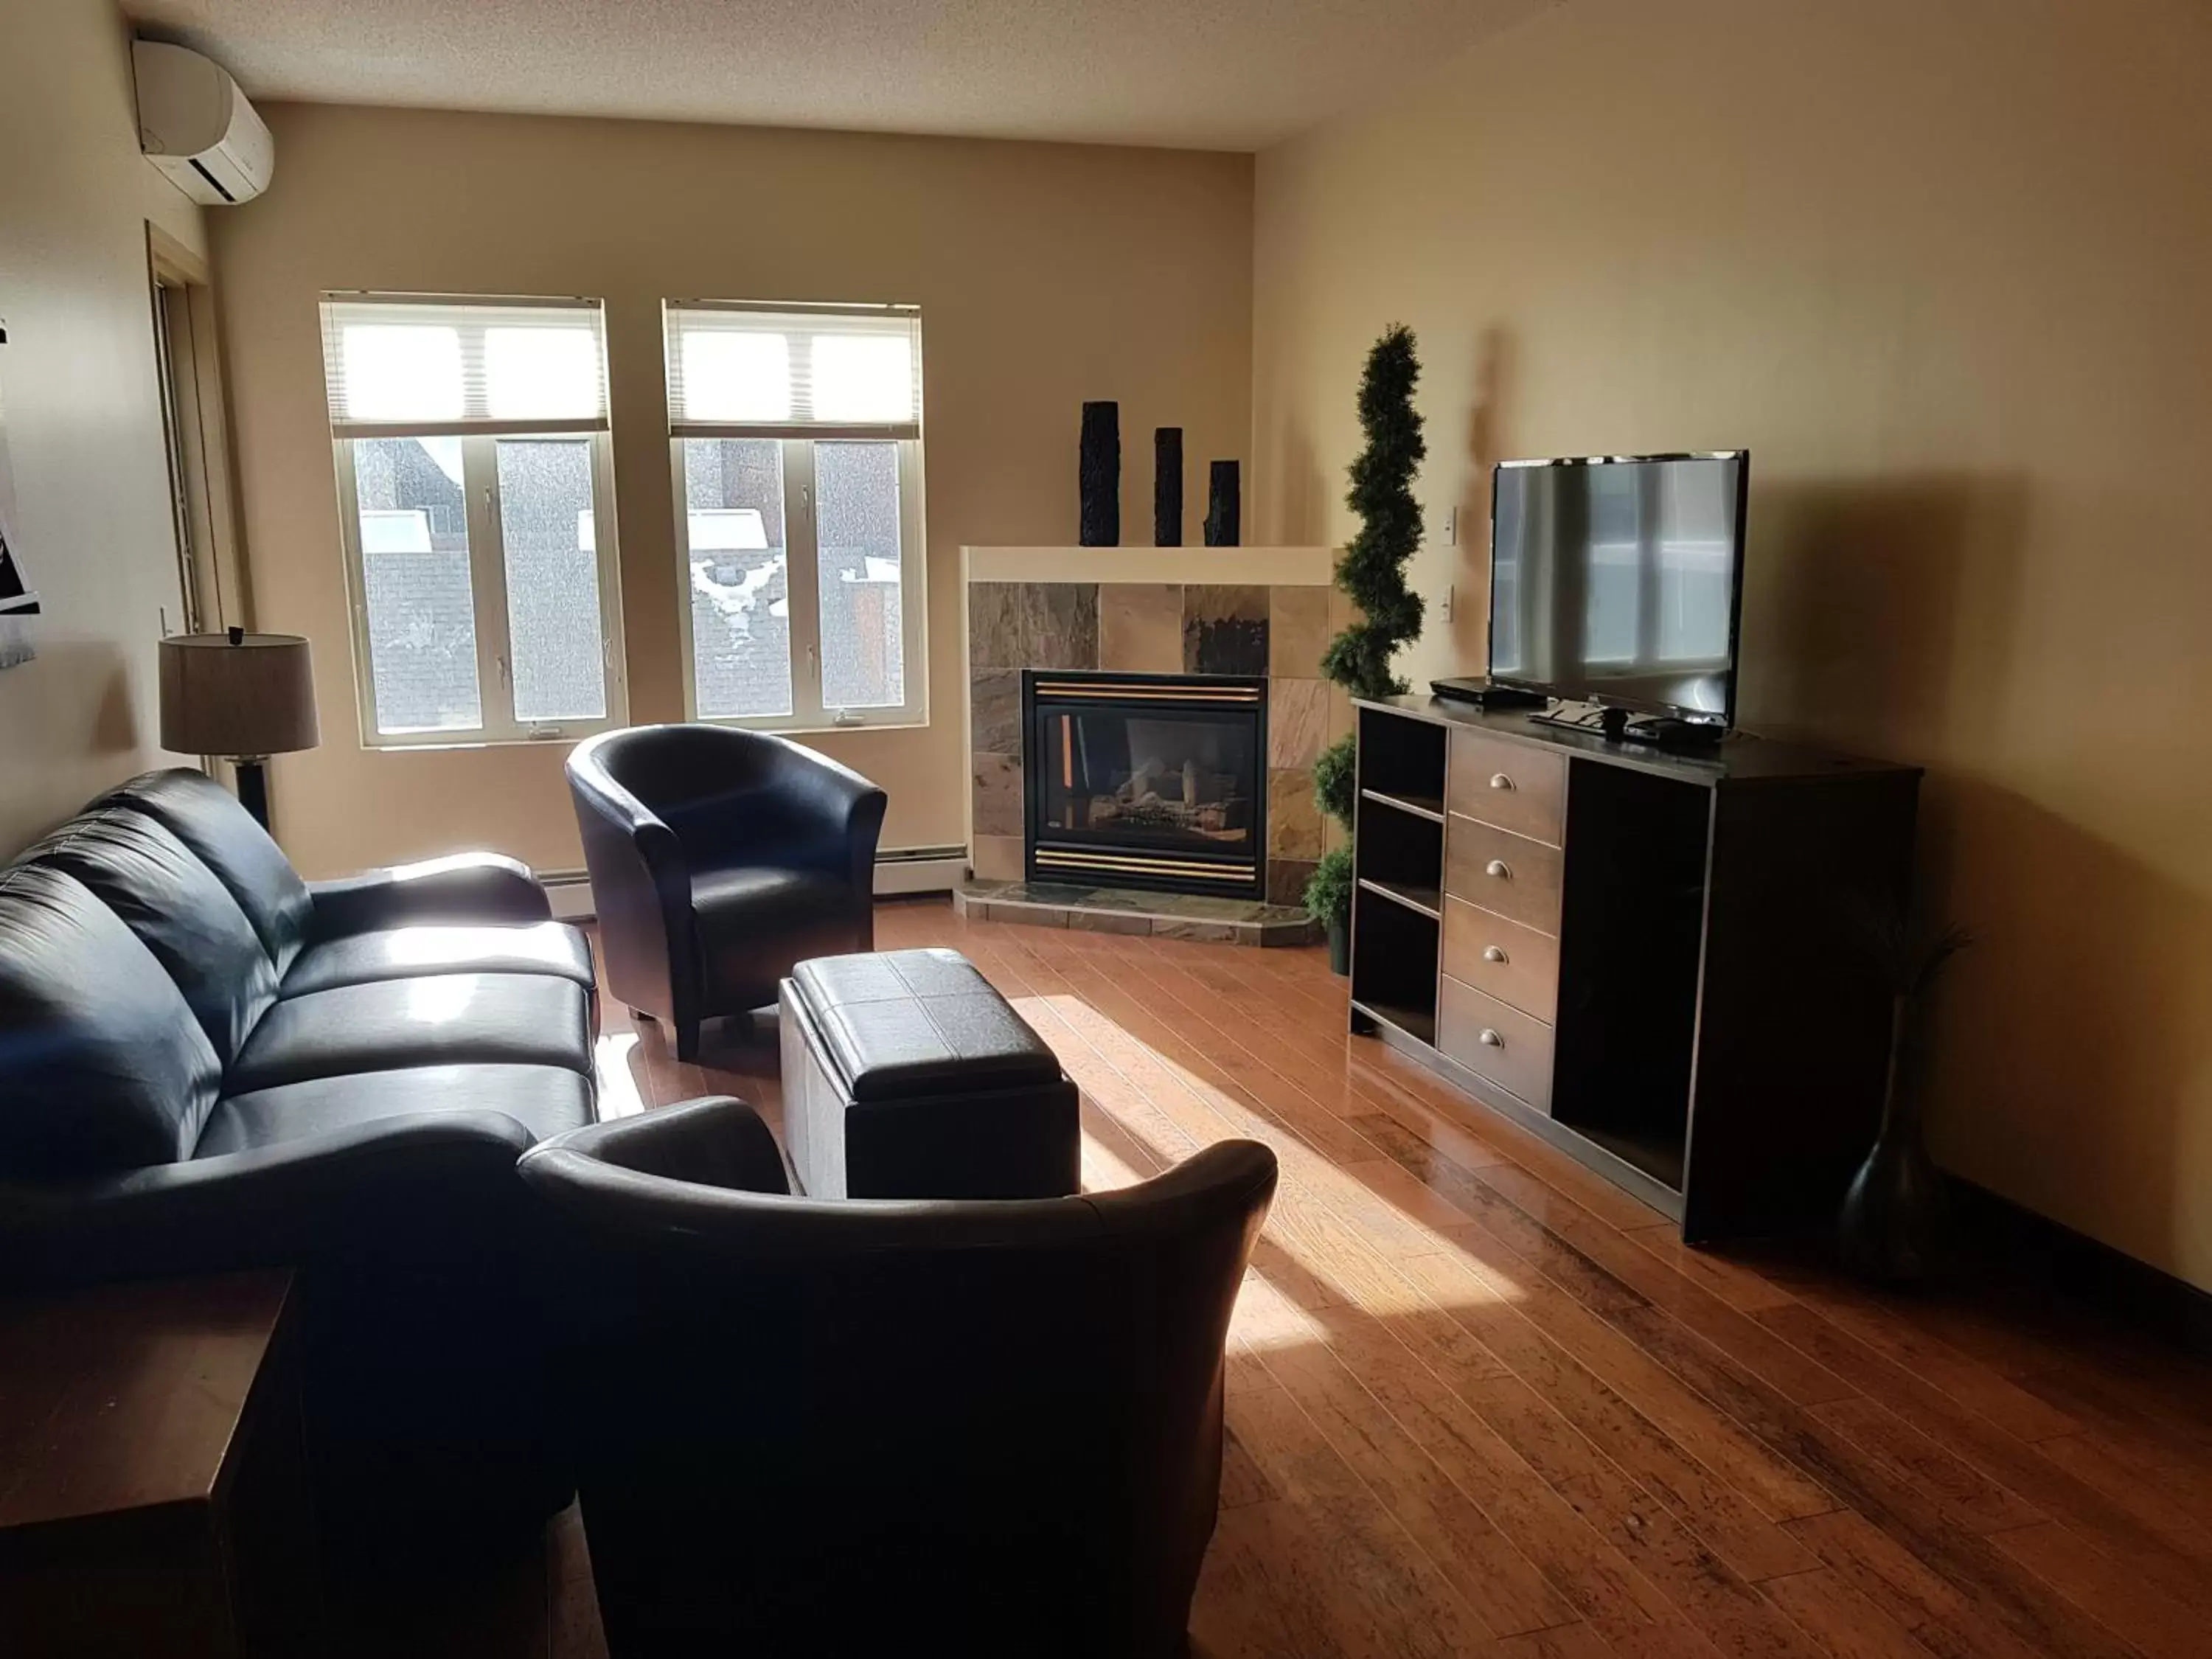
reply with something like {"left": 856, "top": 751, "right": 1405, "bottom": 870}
{"left": 1349, "top": 695, "right": 1921, "bottom": 1241}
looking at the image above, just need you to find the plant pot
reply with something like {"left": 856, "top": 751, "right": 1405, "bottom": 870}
{"left": 1326, "top": 917, "right": 1350, "bottom": 977}
{"left": 1837, "top": 1119, "right": 1947, "bottom": 1284}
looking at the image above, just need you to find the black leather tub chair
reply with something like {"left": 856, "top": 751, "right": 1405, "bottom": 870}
{"left": 520, "top": 1098, "right": 1277, "bottom": 1659}
{"left": 0, "top": 768, "right": 598, "bottom": 1571}
{"left": 566, "top": 725, "right": 887, "bottom": 1060}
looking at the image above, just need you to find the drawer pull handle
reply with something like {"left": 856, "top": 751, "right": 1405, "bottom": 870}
{"left": 1485, "top": 859, "right": 1512, "bottom": 880}
{"left": 1483, "top": 945, "right": 1509, "bottom": 963}
{"left": 1478, "top": 1029, "right": 1504, "bottom": 1048}
{"left": 1489, "top": 773, "right": 1516, "bottom": 791}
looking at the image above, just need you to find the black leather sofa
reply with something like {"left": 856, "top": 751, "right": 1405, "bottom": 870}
{"left": 567, "top": 723, "right": 886, "bottom": 1060}
{"left": 0, "top": 768, "right": 599, "bottom": 1566}
{"left": 521, "top": 1096, "right": 1279, "bottom": 1659}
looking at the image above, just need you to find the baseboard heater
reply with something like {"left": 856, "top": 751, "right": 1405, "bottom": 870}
{"left": 540, "top": 846, "right": 969, "bottom": 920}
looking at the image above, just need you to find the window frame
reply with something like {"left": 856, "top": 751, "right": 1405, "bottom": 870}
{"left": 662, "top": 301, "right": 928, "bottom": 735}
{"left": 333, "top": 428, "right": 627, "bottom": 750}
{"left": 322, "top": 293, "right": 628, "bottom": 750}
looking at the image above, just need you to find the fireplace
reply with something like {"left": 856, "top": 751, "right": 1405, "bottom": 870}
{"left": 1023, "top": 670, "right": 1267, "bottom": 898}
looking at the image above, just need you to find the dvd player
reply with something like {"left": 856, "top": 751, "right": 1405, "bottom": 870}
{"left": 1430, "top": 678, "right": 1548, "bottom": 710}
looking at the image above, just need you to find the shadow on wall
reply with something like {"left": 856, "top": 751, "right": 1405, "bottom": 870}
{"left": 1746, "top": 471, "right": 2209, "bottom": 1281}
{"left": 1261, "top": 420, "right": 1328, "bottom": 548}
{"left": 1922, "top": 773, "right": 2211, "bottom": 1281}
{"left": 1745, "top": 472, "right": 2029, "bottom": 763}
{"left": 0, "top": 641, "right": 142, "bottom": 854}
{"left": 1451, "top": 326, "right": 1514, "bottom": 668}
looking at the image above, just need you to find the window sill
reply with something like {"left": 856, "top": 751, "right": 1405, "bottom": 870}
{"left": 359, "top": 718, "right": 932, "bottom": 753}
{"left": 360, "top": 733, "right": 614, "bottom": 754}
{"left": 688, "top": 716, "right": 933, "bottom": 737}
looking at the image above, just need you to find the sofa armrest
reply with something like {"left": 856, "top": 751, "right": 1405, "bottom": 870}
{"left": 0, "top": 1110, "right": 539, "bottom": 1292}
{"left": 539, "top": 1096, "right": 789, "bottom": 1193}
{"left": 308, "top": 853, "right": 552, "bottom": 940}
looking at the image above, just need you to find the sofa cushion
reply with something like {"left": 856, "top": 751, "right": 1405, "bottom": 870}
{"left": 226, "top": 973, "right": 595, "bottom": 1094}
{"left": 281, "top": 921, "right": 595, "bottom": 999}
{"left": 197, "top": 1063, "right": 597, "bottom": 1158}
{"left": 0, "top": 866, "right": 223, "bottom": 1174}
{"left": 20, "top": 808, "right": 278, "bottom": 1065}
{"left": 692, "top": 868, "right": 861, "bottom": 1011}
{"left": 99, "top": 768, "right": 313, "bottom": 975}
{"left": 787, "top": 948, "right": 1062, "bottom": 1103}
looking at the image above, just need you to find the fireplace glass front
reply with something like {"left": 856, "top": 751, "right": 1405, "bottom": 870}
{"left": 1023, "top": 671, "right": 1267, "bottom": 897}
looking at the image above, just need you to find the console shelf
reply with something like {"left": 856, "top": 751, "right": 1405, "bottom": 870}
{"left": 1347, "top": 695, "right": 1921, "bottom": 1242}
{"left": 1359, "top": 787, "right": 1447, "bottom": 825}
{"left": 1356, "top": 877, "right": 1441, "bottom": 922}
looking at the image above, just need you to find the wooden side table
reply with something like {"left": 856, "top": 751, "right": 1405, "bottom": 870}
{"left": 0, "top": 1270, "right": 321, "bottom": 1658}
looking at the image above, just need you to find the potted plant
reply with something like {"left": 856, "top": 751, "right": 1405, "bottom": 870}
{"left": 1837, "top": 907, "right": 1972, "bottom": 1284}
{"left": 1308, "top": 324, "right": 1427, "bottom": 960}
{"left": 1304, "top": 844, "right": 1355, "bottom": 975}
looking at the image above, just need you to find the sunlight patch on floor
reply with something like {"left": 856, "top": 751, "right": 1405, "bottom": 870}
{"left": 592, "top": 1031, "right": 650, "bottom": 1119}
{"left": 1017, "top": 992, "right": 1526, "bottom": 1315}
{"left": 1078, "top": 1129, "right": 1147, "bottom": 1192}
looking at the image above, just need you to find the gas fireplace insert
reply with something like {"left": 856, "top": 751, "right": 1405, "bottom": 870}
{"left": 1023, "top": 670, "right": 1267, "bottom": 899}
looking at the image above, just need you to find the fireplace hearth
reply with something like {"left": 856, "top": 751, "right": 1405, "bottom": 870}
{"left": 1024, "top": 670, "right": 1267, "bottom": 898}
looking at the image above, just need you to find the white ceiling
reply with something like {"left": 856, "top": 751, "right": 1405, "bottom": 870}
{"left": 125, "top": 0, "right": 1553, "bottom": 152}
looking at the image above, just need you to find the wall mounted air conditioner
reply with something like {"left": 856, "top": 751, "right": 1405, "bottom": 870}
{"left": 133, "top": 41, "right": 274, "bottom": 205}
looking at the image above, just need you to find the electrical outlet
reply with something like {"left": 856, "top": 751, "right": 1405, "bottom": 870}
{"left": 1441, "top": 504, "right": 1458, "bottom": 546}
{"left": 1439, "top": 583, "right": 1454, "bottom": 623}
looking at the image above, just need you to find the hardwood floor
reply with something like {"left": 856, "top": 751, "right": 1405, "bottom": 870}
{"left": 362, "top": 897, "right": 2212, "bottom": 1658}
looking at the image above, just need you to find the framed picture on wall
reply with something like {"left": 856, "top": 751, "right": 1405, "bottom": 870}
{"left": 0, "top": 316, "right": 41, "bottom": 671}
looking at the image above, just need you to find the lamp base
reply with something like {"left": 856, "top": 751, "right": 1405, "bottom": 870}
{"left": 232, "top": 757, "right": 271, "bottom": 831}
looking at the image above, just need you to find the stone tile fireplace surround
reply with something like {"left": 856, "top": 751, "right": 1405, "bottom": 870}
{"left": 963, "top": 546, "right": 1346, "bottom": 914}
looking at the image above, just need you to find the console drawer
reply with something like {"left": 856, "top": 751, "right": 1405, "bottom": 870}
{"left": 1447, "top": 728, "right": 1565, "bottom": 846}
{"left": 1444, "top": 815, "right": 1563, "bottom": 936}
{"left": 1439, "top": 975, "right": 1554, "bottom": 1112}
{"left": 1441, "top": 897, "right": 1559, "bottom": 1023}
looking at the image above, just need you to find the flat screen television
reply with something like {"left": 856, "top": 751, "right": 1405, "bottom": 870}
{"left": 1489, "top": 451, "right": 1749, "bottom": 727}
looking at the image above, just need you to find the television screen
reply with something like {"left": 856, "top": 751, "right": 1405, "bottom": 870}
{"left": 1488, "top": 452, "right": 1747, "bottom": 724}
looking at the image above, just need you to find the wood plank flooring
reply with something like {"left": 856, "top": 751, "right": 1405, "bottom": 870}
{"left": 355, "top": 898, "right": 2212, "bottom": 1659}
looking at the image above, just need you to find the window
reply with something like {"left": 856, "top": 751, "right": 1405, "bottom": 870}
{"left": 321, "top": 295, "right": 625, "bottom": 745}
{"left": 664, "top": 302, "right": 925, "bottom": 728}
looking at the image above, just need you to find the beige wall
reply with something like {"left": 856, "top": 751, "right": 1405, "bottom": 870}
{"left": 1252, "top": 0, "right": 2212, "bottom": 1287}
{"left": 0, "top": 1, "right": 206, "bottom": 852}
{"left": 212, "top": 104, "right": 1252, "bottom": 877}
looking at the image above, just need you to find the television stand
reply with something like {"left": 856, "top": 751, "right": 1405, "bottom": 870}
{"left": 1345, "top": 693, "right": 1921, "bottom": 1240}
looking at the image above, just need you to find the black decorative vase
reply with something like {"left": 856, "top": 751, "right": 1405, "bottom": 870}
{"left": 1204, "top": 460, "right": 1240, "bottom": 547}
{"left": 1079, "top": 402, "right": 1119, "bottom": 546}
{"left": 1837, "top": 996, "right": 1947, "bottom": 1283}
{"left": 1153, "top": 428, "right": 1183, "bottom": 546}
{"left": 1326, "top": 918, "right": 1351, "bottom": 977}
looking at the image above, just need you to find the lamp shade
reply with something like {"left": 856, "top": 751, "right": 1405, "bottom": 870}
{"left": 159, "top": 631, "right": 321, "bottom": 759}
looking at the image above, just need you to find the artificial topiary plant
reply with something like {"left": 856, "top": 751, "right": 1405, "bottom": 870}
{"left": 1306, "top": 324, "right": 1427, "bottom": 947}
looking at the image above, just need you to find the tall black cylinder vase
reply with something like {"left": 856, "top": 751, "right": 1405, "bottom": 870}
{"left": 1153, "top": 428, "right": 1183, "bottom": 546}
{"left": 1203, "top": 460, "right": 1241, "bottom": 548}
{"left": 1079, "top": 402, "right": 1120, "bottom": 546}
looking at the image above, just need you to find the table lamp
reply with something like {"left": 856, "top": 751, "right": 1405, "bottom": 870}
{"left": 159, "top": 627, "right": 320, "bottom": 830}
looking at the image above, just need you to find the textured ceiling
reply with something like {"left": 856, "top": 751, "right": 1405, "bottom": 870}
{"left": 125, "top": 0, "right": 1553, "bottom": 151}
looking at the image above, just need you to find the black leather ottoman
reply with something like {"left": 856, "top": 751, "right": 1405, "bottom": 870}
{"left": 779, "top": 949, "right": 1079, "bottom": 1200}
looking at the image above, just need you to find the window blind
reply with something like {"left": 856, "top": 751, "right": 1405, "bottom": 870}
{"left": 664, "top": 302, "right": 922, "bottom": 439}
{"left": 319, "top": 295, "right": 610, "bottom": 437}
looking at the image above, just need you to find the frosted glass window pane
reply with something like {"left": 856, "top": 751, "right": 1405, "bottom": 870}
{"left": 682, "top": 334, "right": 791, "bottom": 423}
{"left": 487, "top": 328, "right": 599, "bottom": 421}
{"left": 814, "top": 441, "right": 904, "bottom": 711}
{"left": 342, "top": 326, "right": 463, "bottom": 422}
{"left": 351, "top": 436, "right": 481, "bottom": 732}
{"left": 811, "top": 334, "right": 913, "bottom": 422}
{"left": 496, "top": 439, "right": 607, "bottom": 723}
{"left": 684, "top": 439, "right": 791, "bottom": 718}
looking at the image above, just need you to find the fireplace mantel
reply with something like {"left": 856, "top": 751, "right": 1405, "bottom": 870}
{"left": 961, "top": 546, "right": 1350, "bottom": 908}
